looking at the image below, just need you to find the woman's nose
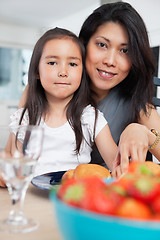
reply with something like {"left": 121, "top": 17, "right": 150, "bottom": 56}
{"left": 103, "top": 50, "right": 116, "bottom": 67}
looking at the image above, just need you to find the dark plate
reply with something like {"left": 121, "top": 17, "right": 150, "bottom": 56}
{"left": 31, "top": 171, "right": 66, "bottom": 191}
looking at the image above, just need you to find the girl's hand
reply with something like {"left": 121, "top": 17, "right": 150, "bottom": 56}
{"left": 113, "top": 123, "right": 149, "bottom": 173}
{"left": 0, "top": 170, "right": 6, "bottom": 188}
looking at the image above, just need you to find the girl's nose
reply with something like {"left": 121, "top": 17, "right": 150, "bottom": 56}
{"left": 103, "top": 50, "right": 116, "bottom": 67}
{"left": 58, "top": 72, "right": 68, "bottom": 77}
{"left": 58, "top": 66, "right": 68, "bottom": 77}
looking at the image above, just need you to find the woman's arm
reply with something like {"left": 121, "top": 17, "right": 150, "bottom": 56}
{"left": 139, "top": 106, "right": 160, "bottom": 160}
{"left": 95, "top": 124, "right": 118, "bottom": 172}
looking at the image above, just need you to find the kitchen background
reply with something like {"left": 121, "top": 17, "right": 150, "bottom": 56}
{"left": 0, "top": 0, "right": 160, "bottom": 127}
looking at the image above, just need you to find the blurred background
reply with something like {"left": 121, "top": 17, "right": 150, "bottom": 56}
{"left": 0, "top": 0, "right": 160, "bottom": 125}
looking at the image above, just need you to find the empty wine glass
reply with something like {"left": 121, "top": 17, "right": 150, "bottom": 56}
{"left": 0, "top": 125, "right": 44, "bottom": 233}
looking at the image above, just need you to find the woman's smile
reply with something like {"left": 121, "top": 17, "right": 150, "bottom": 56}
{"left": 97, "top": 68, "right": 117, "bottom": 79}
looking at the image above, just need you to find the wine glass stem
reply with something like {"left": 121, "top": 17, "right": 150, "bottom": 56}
{"left": 8, "top": 182, "right": 30, "bottom": 222}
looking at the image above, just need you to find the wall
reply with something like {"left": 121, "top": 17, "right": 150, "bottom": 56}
{"left": 0, "top": 2, "right": 100, "bottom": 126}
{"left": 43, "top": 3, "right": 100, "bottom": 36}
{"left": 126, "top": 0, "right": 160, "bottom": 117}
{"left": 126, "top": 0, "right": 160, "bottom": 73}
{"left": 0, "top": 22, "right": 40, "bottom": 49}
{"left": 0, "top": 0, "right": 160, "bottom": 125}
{"left": 0, "top": 2, "right": 100, "bottom": 49}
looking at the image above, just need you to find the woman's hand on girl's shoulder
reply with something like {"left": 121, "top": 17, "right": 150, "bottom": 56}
{"left": 18, "top": 85, "right": 28, "bottom": 109}
{"left": 0, "top": 170, "right": 6, "bottom": 188}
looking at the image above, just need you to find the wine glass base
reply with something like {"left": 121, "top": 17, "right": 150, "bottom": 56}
{"left": 0, "top": 217, "right": 39, "bottom": 233}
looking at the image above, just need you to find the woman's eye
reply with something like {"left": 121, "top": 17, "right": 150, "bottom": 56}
{"left": 120, "top": 48, "right": 128, "bottom": 54}
{"left": 48, "top": 61, "right": 56, "bottom": 65}
{"left": 96, "top": 42, "right": 107, "bottom": 48}
{"left": 69, "top": 62, "right": 77, "bottom": 67}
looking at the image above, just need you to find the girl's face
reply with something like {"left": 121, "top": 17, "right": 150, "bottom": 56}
{"left": 39, "top": 38, "right": 82, "bottom": 103}
{"left": 85, "top": 22, "right": 132, "bottom": 101}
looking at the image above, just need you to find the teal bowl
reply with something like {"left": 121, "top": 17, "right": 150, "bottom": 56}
{"left": 50, "top": 191, "right": 160, "bottom": 240}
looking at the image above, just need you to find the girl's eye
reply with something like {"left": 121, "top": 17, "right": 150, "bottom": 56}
{"left": 96, "top": 42, "right": 107, "bottom": 48}
{"left": 120, "top": 48, "right": 128, "bottom": 54}
{"left": 48, "top": 61, "right": 56, "bottom": 65}
{"left": 69, "top": 62, "right": 78, "bottom": 67}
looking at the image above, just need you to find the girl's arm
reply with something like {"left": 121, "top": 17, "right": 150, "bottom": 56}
{"left": 0, "top": 134, "right": 14, "bottom": 187}
{"left": 0, "top": 87, "right": 28, "bottom": 187}
{"left": 95, "top": 124, "right": 118, "bottom": 172}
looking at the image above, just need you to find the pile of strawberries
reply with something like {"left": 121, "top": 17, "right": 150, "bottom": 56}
{"left": 57, "top": 162, "right": 160, "bottom": 221}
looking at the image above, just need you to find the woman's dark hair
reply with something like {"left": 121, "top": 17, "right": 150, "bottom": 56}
{"left": 79, "top": 2, "right": 155, "bottom": 122}
{"left": 20, "top": 27, "right": 96, "bottom": 154}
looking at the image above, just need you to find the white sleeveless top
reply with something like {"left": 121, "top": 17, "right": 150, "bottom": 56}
{"left": 10, "top": 105, "right": 107, "bottom": 176}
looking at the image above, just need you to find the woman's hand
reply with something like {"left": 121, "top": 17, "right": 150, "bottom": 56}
{"left": 0, "top": 170, "right": 6, "bottom": 188}
{"left": 111, "top": 165, "right": 124, "bottom": 179}
{"left": 113, "top": 123, "right": 149, "bottom": 174}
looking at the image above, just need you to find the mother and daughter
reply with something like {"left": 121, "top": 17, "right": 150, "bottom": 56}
{"left": 0, "top": 2, "right": 160, "bottom": 186}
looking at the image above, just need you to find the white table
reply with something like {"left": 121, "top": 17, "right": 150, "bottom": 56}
{"left": 0, "top": 184, "right": 62, "bottom": 240}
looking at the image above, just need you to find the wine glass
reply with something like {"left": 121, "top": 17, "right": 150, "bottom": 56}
{"left": 0, "top": 125, "right": 44, "bottom": 233}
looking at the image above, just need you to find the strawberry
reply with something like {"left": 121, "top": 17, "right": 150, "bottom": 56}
{"left": 106, "top": 183, "right": 127, "bottom": 205}
{"left": 117, "top": 198, "right": 151, "bottom": 220}
{"left": 81, "top": 176, "right": 107, "bottom": 189}
{"left": 127, "top": 162, "right": 153, "bottom": 176}
{"left": 127, "top": 176, "right": 160, "bottom": 203}
{"left": 79, "top": 177, "right": 118, "bottom": 215}
{"left": 151, "top": 195, "right": 160, "bottom": 214}
{"left": 57, "top": 178, "right": 80, "bottom": 200}
{"left": 81, "top": 188, "right": 117, "bottom": 215}
{"left": 57, "top": 176, "right": 108, "bottom": 209}
{"left": 151, "top": 213, "right": 160, "bottom": 221}
{"left": 117, "top": 173, "right": 136, "bottom": 189}
{"left": 62, "top": 183, "right": 86, "bottom": 207}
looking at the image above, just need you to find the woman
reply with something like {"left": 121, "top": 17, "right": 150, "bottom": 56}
{"left": 17, "top": 2, "right": 160, "bottom": 176}
{"left": 79, "top": 1, "right": 160, "bottom": 174}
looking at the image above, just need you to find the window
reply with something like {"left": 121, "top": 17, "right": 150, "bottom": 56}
{"left": 0, "top": 47, "right": 32, "bottom": 100}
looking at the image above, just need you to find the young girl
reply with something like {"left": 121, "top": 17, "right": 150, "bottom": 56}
{"left": 10, "top": 27, "right": 117, "bottom": 176}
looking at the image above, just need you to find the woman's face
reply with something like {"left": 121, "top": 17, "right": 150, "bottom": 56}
{"left": 86, "top": 21, "right": 132, "bottom": 101}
